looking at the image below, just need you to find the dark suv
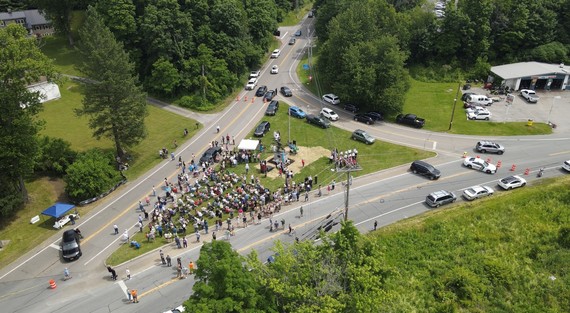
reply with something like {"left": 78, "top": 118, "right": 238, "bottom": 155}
{"left": 199, "top": 146, "right": 222, "bottom": 164}
{"left": 265, "top": 100, "right": 279, "bottom": 116}
{"left": 306, "top": 114, "right": 331, "bottom": 128}
{"left": 344, "top": 104, "right": 359, "bottom": 113}
{"left": 254, "top": 121, "right": 271, "bottom": 137}
{"left": 410, "top": 160, "right": 441, "bottom": 180}
{"left": 62, "top": 229, "right": 82, "bottom": 261}
{"left": 475, "top": 141, "right": 504, "bottom": 154}
{"left": 354, "top": 114, "right": 375, "bottom": 125}
{"left": 255, "top": 86, "right": 267, "bottom": 97}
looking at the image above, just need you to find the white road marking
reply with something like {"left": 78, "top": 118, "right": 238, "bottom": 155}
{"left": 49, "top": 243, "right": 60, "bottom": 250}
{"left": 117, "top": 280, "right": 129, "bottom": 298}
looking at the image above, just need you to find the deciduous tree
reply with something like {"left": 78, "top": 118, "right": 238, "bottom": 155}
{"left": 76, "top": 7, "right": 148, "bottom": 159}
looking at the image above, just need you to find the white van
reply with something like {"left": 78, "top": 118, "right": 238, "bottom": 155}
{"left": 466, "top": 94, "right": 493, "bottom": 106}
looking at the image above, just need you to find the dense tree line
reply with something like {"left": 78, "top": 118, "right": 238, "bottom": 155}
{"left": 315, "top": 0, "right": 570, "bottom": 113}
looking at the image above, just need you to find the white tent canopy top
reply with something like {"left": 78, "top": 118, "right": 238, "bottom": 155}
{"left": 238, "top": 139, "right": 259, "bottom": 151}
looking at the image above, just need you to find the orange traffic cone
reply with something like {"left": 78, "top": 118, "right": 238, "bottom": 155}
{"left": 49, "top": 279, "right": 57, "bottom": 289}
{"left": 510, "top": 164, "right": 516, "bottom": 171}
{"left": 497, "top": 160, "right": 502, "bottom": 168}
{"left": 251, "top": 97, "right": 255, "bottom": 103}
{"left": 524, "top": 168, "right": 530, "bottom": 175}
{"left": 462, "top": 152, "right": 467, "bottom": 158}
{"left": 244, "top": 96, "right": 247, "bottom": 102}
{"left": 486, "top": 157, "right": 492, "bottom": 163}
{"left": 236, "top": 95, "right": 240, "bottom": 101}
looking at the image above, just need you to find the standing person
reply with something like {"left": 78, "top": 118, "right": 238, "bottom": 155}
{"left": 177, "top": 257, "right": 182, "bottom": 268}
{"left": 300, "top": 206, "right": 304, "bottom": 217}
{"left": 189, "top": 261, "right": 195, "bottom": 274}
{"left": 126, "top": 268, "right": 131, "bottom": 280}
{"left": 177, "top": 264, "right": 182, "bottom": 278}
{"left": 304, "top": 191, "right": 309, "bottom": 202}
{"left": 138, "top": 221, "right": 143, "bottom": 233}
{"left": 160, "top": 249, "right": 166, "bottom": 265}
{"left": 131, "top": 289, "right": 138, "bottom": 303}
{"left": 288, "top": 224, "right": 293, "bottom": 235}
{"left": 107, "top": 266, "right": 117, "bottom": 280}
{"left": 245, "top": 163, "right": 249, "bottom": 174}
{"left": 152, "top": 185, "right": 156, "bottom": 197}
{"left": 138, "top": 201, "right": 144, "bottom": 212}
{"left": 212, "top": 231, "right": 216, "bottom": 240}
{"left": 166, "top": 254, "right": 172, "bottom": 267}
{"left": 69, "top": 214, "right": 75, "bottom": 225}
{"left": 64, "top": 268, "right": 71, "bottom": 280}
{"left": 183, "top": 237, "right": 188, "bottom": 248}
{"left": 331, "top": 180, "right": 336, "bottom": 191}
{"left": 216, "top": 125, "right": 220, "bottom": 133}
{"left": 126, "top": 289, "right": 132, "bottom": 302}
{"left": 374, "top": 220, "right": 378, "bottom": 231}
{"left": 113, "top": 224, "right": 119, "bottom": 235}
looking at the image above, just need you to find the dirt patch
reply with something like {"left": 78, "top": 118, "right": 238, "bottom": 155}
{"left": 262, "top": 145, "right": 330, "bottom": 178}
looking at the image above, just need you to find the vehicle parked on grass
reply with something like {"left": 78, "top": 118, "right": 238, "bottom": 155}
{"left": 476, "top": 141, "right": 505, "bottom": 154}
{"left": 352, "top": 129, "right": 375, "bottom": 145}
{"left": 396, "top": 113, "right": 425, "bottom": 128}
{"left": 265, "top": 100, "right": 279, "bottom": 116}
{"left": 425, "top": 190, "right": 456, "bottom": 208}
{"left": 463, "top": 157, "right": 497, "bottom": 174}
{"left": 254, "top": 121, "right": 271, "bottom": 137}
{"left": 320, "top": 107, "right": 339, "bottom": 121}
{"left": 520, "top": 89, "right": 539, "bottom": 103}
{"left": 271, "top": 65, "right": 279, "bottom": 74}
{"left": 498, "top": 175, "right": 527, "bottom": 190}
{"left": 410, "top": 160, "right": 440, "bottom": 180}
{"left": 280, "top": 86, "right": 292, "bottom": 97}
{"left": 270, "top": 49, "right": 281, "bottom": 58}
{"left": 62, "top": 229, "right": 82, "bottom": 261}
{"left": 306, "top": 114, "right": 331, "bottom": 128}
{"left": 289, "top": 106, "right": 306, "bottom": 118}
{"left": 562, "top": 160, "right": 570, "bottom": 172}
{"left": 463, "top": 185, "right": 494, "bottom": 201}
{"left": 354, "top": 113, "right": 374, "bottom": 125}
{"left": 322, "top": 94, "right": 340, "bottom": 105}
{"left": 256, "top": 86, "right": 267, "bottom": 97}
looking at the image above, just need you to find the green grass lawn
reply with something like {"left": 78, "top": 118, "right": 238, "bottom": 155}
{"left": 402, "top": 79, "right": 552, "bottom": 135}
{"left": 295, "top": 44, "right": 324, "bottom": 96}
{"left": 40, "top": 36, "right": 83, "bottom": 77}
{"left": 106, "top": 230, "right": 172, "bottom": 266}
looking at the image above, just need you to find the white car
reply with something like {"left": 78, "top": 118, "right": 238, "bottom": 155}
{"left": 463, "top": 185, "right": 494, "bottom": 201}
{"left": 467, "top": 109, "right": 491, "bottom": 120}
{"left": 465, "top": 105, "right": 484, "bottom": 114}
{"left": 562, "top": 160, "right": 570, "bottom": 172}
{"left": 322, "top": 93, "right": 340, "bottom": 105}
{"left": 463, "top": 157, "right": 497, "bottom": 174}
{"left": 245, "top": 78, "right": 257, "bottom": 90}
{"left": 520, "top": 89, "right": 539, "bottom": 103}
{"left": 270, "top": 65, "right": 279, "bottom": 74}
{"left": 320, "top": 107, "right": 339, "bottom": 121}
{"left": 435, "top": 3, "right": 446, "bottom": 10}
{"left": 498, "top": 175, "right": 527, "bottom": 190}
{"left": 163, "top": 305, "right": 185, "bottom": 313}
{"left": 249, "top": 70, "right": 260, "bottom": 79}
{"left": 270, "top": 49, "right": 281, "bottom": 58}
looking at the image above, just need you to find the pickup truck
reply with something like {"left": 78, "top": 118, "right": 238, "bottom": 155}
{"left": 520, "top": 89, "right": 539, "bottom": 103}
{"left": 396, "top": 113, "right": 425, "bottom": 128}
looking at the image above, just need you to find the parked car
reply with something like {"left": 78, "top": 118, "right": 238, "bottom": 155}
{"left": 254, "top": 121, "right": 271, "bottom": 137}
{"left": 563, "top": 160, "right": 570, "bottom": 172}
{"left": 410, "top": 160, "right": 441, "bottom": 180}
{"left": 255, "top": 85, "right": 267, "bottom": 97}
{"left": 263, "top": 90, "right": 276, "bottom": 102}
{"left": 322, "top": 93, "right": 340, "bottom": 105}
{"left": 320, "top": 107, "right": 339, "bottom": 121}
{"left": 463, "top": 185, "right": 494, "bottom": 201}
{"left": 465, "top": 105, "right": 485, "bottom": 114}
{"left": 498, "top": 175, "right": 527, "bottom": 190}
{"left": 306, "top": 114, "right": 331, "bottom": 128}
{"left": 271, "top": 65, "right": 279, "bottom": 74}
{"left": 265, "top": 100, "right": 279, "bottom": 116}
{"left": 467, "top": 109, "right": 491, "bottom": 120}
{"left": 289, "top": 38, "right": 296, "bottom": 45}
{"left": 249, "top": 70, "right": 260, "bottom": 79}
{"left": 289, "top": 106, "right": 306, "bottom": 118}
{"left": 425, "top": 190, "right": 456, "bottom": 208}
{"left": 163, "top": 305, "right": 186, "bottom": 313}
{"left": 199, "top": 146, "right": 222, "bottom": 164}
{"left": 270, "top": 49, "right": 281, "bottom": 58}
{"left": 463, "top": 157, "right": 497, "bottom": 174}
{"left": 62, "top": 229, "right": 82, "bottom": 261}
{"left": 344, "top": 104, "right": 359, "bottom": 113}
{"left": 280, "top": 86, "right": 292, "bottom": 97}
{"left": 354, "top": 113, "right": 374, "bottom": 125}
{"left": 396, "top": 113, "right": 425, "bottom": 128}
{"left": 364, "top": 111, "right": 383, "bottom": 121}
{"left": 461, "top": 92, "right": 476, "bottom": 102}
{"left": 520, "top": 89, "right": 539, "bottom": 103}
{"left": 245, "top": 78, "right": 257, "bottom": 90}
{"left": 476, "top": 140, "right": 505, "bottom": 154}
{"left": 352, "top": 129, "right": 375, "bottom": 145}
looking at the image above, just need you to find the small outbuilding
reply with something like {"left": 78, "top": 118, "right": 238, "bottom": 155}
{"left": 490, "top": 62, "right": 570, "bottom": 91}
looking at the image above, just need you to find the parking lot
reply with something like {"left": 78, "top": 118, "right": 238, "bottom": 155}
{"left": 464, "top": 87, "right": 569, "bottom": 132}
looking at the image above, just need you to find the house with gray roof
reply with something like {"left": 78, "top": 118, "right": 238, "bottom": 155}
{"left": 0, "top": 9, "right": 54, "bottom": 37}
{"left": 491, "top": 62, "right": 570, "bottom": 91}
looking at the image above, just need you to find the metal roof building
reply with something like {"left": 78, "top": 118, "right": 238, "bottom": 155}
{"left": 491, "top": 62, "right": 570, "bottom": 91}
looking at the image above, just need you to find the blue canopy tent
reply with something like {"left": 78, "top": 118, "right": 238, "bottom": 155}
{"left": 42, "top": 202, "right": 75, "bottom": 218}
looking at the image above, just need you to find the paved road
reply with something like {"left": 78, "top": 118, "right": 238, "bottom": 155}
{"left": 2, "top": 15, "right": 570, "bottom": 313}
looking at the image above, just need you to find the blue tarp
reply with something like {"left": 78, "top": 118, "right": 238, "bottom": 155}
{"left": 42, "top": 202, "right": 75, "bottom": 218}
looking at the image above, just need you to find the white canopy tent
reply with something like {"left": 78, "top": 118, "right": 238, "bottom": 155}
{"left": 237, "top": 139, "right": 259, "bottom": 151}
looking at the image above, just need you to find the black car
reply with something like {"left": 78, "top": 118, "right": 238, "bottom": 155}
{"left": 280, "top": 86, "right": 292, "bottom": 97}
{"left": 199, "top": 146, "right": 222, "bottom": 164}
{"left": 461, "top": 92, "right": 475, "bottom": 102}
{"left": 62, "top": 229, "right": 82, "bottom": 261}
{"left": 306, "top": 114, "right": 331, "bottom": 128}
{"left": 344, "top": 104, "right": 359, "bottom": 113}
{"left": 256, "top": 86, "right": 267, "bottom": 97}
{"left": 254, "top": 121, "right": 271, "bottom": 137}
{"left": 354, "top": 114, "right": 375, "bottom": 125}
{"left": 410, "top": 160, "right": 441, "bottom": 180}
{"left": 365, "top": 111, "right": 383, "bottom": 121}
{"left": 265, "top": 100, "right": 279, "bottom": 116}
{"left": 264, "top": 90, "right": 276, "bottom": 102}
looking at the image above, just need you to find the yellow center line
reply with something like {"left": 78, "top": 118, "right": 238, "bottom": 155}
{"left": 549, "top": 150, "right": 570, "bottom": 156}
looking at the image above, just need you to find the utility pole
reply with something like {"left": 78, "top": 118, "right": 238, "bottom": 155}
{"left": 335, "top": 149, "right": 361, "bottom": 222}
{"left": 448, "top": 83, "right": 461, "bottom": 131}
